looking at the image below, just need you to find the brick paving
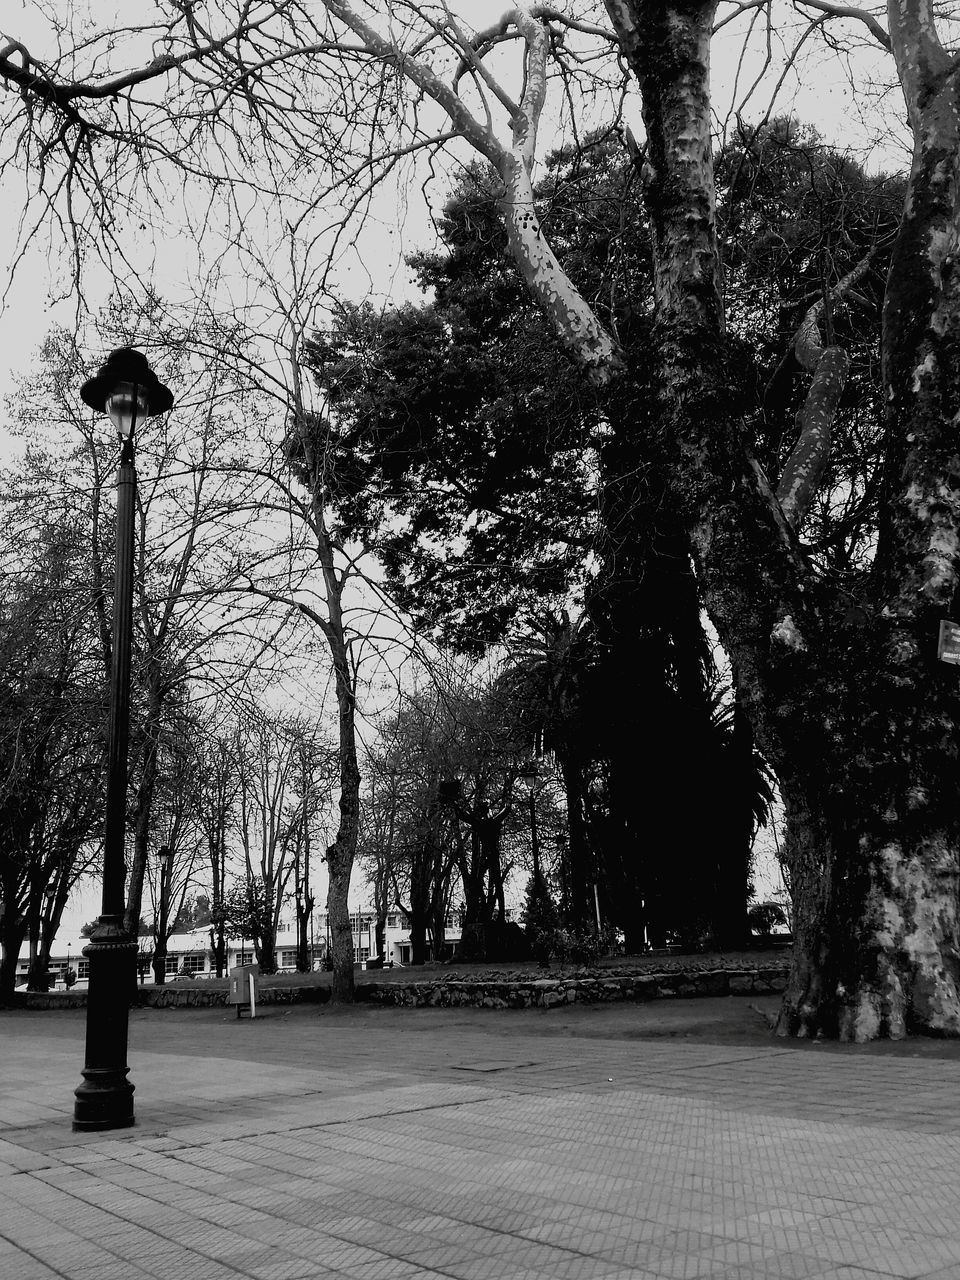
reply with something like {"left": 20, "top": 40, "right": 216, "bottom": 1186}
{"left": 1, "top": 999, "right": 959, "bottom": 1279}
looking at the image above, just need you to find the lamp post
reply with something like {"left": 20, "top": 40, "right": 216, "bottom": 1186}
{"left": 152, "top": 844, "right": 174, "bottom": 986}
{"left": 519, "top": 764, "right": 543, "bottom": 886}
{"left": 43, "top": 885, "right": 56, "bottom": 990}
{"left": 73, "top": 348, "right": 173, "bottom": 1132}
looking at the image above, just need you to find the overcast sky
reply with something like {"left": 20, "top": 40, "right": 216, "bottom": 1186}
{"left": 0, "top": 1, "right": 904, "bottom": 424}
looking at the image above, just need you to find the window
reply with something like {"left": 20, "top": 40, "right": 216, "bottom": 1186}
{"left": 387, "top": 914, "right": 398, "bottom": 929}
{"left": 77, "top": 960, "right": 90, "bottom": 979}
{"left": 280, "top": 950, "right": 298, "bottom": 968}
{"left": 165, "top": 955, "right": 179, "bottom": 976}
{"left": 180, "top": 954, "right": 206, "bottom": 974}
{"left": 354, "top": 946, "right": 369, "bottom": 964}
{"left": 235, "top": 950, "right": 255, "bottom": 966}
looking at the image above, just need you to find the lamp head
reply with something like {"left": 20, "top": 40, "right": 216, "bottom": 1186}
{"left": 80, "top": 348, "right": 173, "bottom": 439}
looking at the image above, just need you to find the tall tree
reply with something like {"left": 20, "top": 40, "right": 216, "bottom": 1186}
{"left": 233, "top": 707, "right": 317, "bottom": 975}
{"left": 195, "top": 729, "right": 242, "bottom": 978}
{"left": 0, "top": 491, "right": 104, "bottom": 999}
{"left": 5, "top": 323, "right": 273, "bottom": 946}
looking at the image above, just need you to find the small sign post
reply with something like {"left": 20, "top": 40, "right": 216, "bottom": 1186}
{"left": 938, "top": 620, "right": 960, "bottom": 665}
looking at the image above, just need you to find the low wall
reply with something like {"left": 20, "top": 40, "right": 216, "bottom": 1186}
{"left": 13, "top": 964, "right": 789, "bottom": 1012}
{"left": 13, "top": 983, "right": 328, "bottom": 1011}
{"left": 355, "top": 966, "right": 789, "bottom": 1009}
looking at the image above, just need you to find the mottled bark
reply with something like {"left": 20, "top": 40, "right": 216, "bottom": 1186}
{"left": 324, "top": 632, "right": 360, "bottom": 1001}
{"left": 777, "top": 253, "right": 878, "bottom": 528}
{"left": 775, "top": 0, "right": 960, "bottom": 1038}
{"left": 607, "top": 0, "right": 723, "bottom": 342}
{"left": 776, "top": 657, "right": 960, "bottom": 1039}
{"left": 326, "top": 857, "right": 354, "bottom": 1001}
{"left": 497, "top": 153, "right": 624, "bottom": 383}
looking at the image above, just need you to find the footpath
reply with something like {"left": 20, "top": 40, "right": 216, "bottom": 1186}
{"left": 2, "top": 996, "right": 960, "bottom": 1280}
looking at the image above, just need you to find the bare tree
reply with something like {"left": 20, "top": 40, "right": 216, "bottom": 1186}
{"left": 145, "top": 726, "right": 206, "bottom": 984}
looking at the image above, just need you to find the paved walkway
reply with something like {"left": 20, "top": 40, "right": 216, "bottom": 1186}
{"left": 2, "top": 998, "right": 960, "bottom": 1280}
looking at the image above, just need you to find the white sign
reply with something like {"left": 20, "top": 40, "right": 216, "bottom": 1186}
{"left": 938, "top": 619, "right": 960, "bottom": 665}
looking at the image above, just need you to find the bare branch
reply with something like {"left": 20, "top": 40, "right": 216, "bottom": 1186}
{"left": 794, "top": 0, "right": 890, "bottom": 51}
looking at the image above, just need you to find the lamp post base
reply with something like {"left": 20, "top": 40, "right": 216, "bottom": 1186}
{"left": 73, "top": 1071, "right": 135, "bottom": 1131}
{"left": 73, "top": 916, "right": 137, "bottom": 1132}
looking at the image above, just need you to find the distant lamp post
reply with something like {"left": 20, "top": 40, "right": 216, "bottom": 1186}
{"left": 153, "top": 844, "right": 174, "bottom": 986}
{"left": 519, "top": 764, "right": 543, "bottom": 886}
{"left": 73, "top": 348, "right": 172, "bottom": 1132}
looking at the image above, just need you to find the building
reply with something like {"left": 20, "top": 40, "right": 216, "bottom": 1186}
{"left": 13, "top": 907, "right": 518, "bottom": 987}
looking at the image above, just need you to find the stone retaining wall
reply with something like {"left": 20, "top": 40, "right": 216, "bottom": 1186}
{"left": 13, "top": 965, "right": 788, "bottom": 1011}
{"left": 354, "top": 966, "right": 789, "bottom": 1009}
{"left": 13, "top": 962, "right": 788, "bottom": 1013}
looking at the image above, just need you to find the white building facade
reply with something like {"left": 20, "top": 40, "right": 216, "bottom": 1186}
{"left": 15, "top": 908, "right": 496, "bottom": 987}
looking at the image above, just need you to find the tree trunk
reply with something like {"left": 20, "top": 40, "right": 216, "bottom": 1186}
{"left": 0, "top": 895, "right": 25, "bottom": 1003}
{"left": 623, "top": 921, "right": 646, "bottom": 955}
{"left": 409, "top": 916, "right": 429, "bottom": 966}
{"left": 559, "top": 756, "right": 593, "bottom": 928}
{"left": 768, "top": 0, "right": 960, "bottom": 1039}
{"left": 296, "top": 898, "right": 312, "bottom": 972}
{"left": 326, "top": 857, "right": 354, "bottom": 1000}
{"left": 26, "top": 909, "right": 48, "bottom": 992}
{"left": 456, "top": 827, "right": 489, "bottom": 927}
{"left": 210, "top": 831, "right": 228, "bottom": 977}
{"left": 258, "top": 930, "right": 277, "bottom": 975}
{"left": 776, "top": 676, "right": 960, "bottom": 1039}
{"left": 325, "top": 715, "right": 359, "bottom": 999}
{"left": 295, "top": 404, "right": 361, "bottom": 1003}
{"left": 209, "top": 924, "right": 226, "bottom": 979}
{"left": 408, "top": 851, "right": 432, "bottom": 964}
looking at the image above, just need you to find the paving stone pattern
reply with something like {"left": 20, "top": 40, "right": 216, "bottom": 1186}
{"left": 1, "top": 1002, "right": 959, "bottom": 1279}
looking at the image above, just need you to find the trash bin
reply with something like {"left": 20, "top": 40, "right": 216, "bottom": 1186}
{"left": 228, "top": 963, "right": 259, "bottom": 1018}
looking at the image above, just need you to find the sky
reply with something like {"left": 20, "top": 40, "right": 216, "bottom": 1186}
{"left": 1, "top": 1, "right": 901, "bottom": 947}
{"left": 0, "top": 0, "right": 905, "bottom": 419}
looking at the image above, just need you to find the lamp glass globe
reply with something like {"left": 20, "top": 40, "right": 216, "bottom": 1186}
{"left": 105, "top": 383, "right": 148, "bottom": 438}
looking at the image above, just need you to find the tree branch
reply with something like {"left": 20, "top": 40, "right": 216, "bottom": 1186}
{"left": 794, "top": 0, "right": 890, "bottom": 51}
{"left": 776, "top": 250, "right": 877, "bottom": 527}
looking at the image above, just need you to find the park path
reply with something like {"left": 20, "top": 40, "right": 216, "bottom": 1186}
{"left": 2, "top": 999, "right": 959, "bottom": 1279}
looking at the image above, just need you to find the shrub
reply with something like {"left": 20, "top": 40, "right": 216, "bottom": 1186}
{"left": 521, "top": 874, "right": 558, "bottom": 967}
{"left": 547, "top": 924, "right": 616, "bottom": 968}
{"left": 747, "top": 902, "right": 788, "bottom": 940}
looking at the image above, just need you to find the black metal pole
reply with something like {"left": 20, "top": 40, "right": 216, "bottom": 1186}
{"left": 74, "top": 434, "right": 138, "bottom": 1131}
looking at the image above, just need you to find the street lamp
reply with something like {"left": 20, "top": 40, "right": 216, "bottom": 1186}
{"left": 153, "top": 844, "right": 174, "bottom": 986}
{"left": 519, "top": 763, "right": 543, "bottom": 886}
{"left": 73, "top": 347, "right": 173, "bottom": 1132}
